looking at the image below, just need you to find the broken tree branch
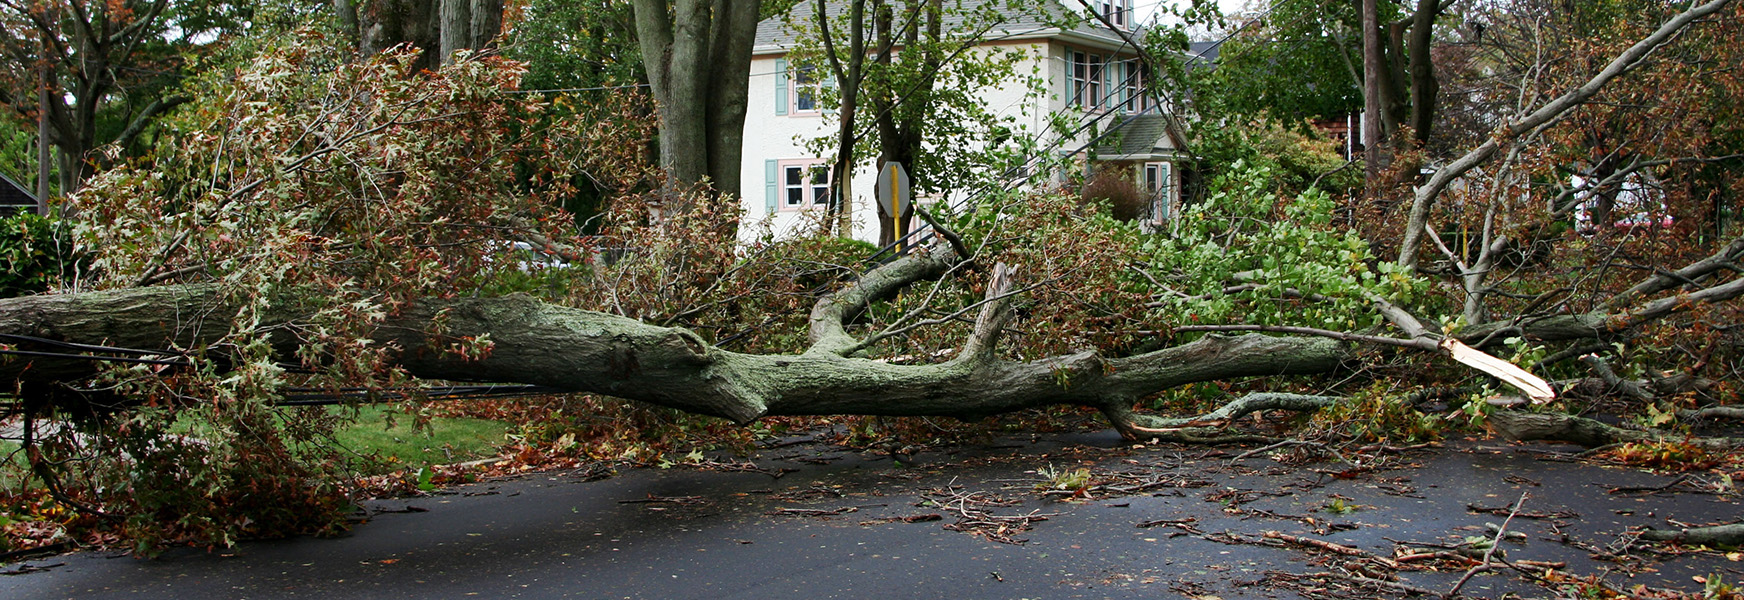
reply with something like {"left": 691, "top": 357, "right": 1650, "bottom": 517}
{"left": 1639, "top": 523, "right": 1744, "bottom": 546}
{"left": 0, "top": 283, "right": 1347, "bottom": 436}
{"left": 1397, "top": 0, "right": 1738, "bottom": 269}
{"left": 1486, "top": 410, "right": 1743, "bottom": 450}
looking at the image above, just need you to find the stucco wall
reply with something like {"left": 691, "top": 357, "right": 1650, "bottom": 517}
{"left": 737, "top": 41, "right": 1052, "bottom": 245}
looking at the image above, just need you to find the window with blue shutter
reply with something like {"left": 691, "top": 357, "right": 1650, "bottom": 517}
{"left": 775, "top": 58, "right": 789, "bottom": 115}
{"left": 765, "top": 160, "right": 779, "bottom": 215}
{"left": 820, "top": 73, "right": 837, "bottom": 115}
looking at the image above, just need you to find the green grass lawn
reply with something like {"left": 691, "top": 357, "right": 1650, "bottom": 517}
{"left": 0, "top": 406, "right": 511, "bottom": 490}
{"left": 332, "top": 406, "right": 512, "bottom": 474}
{"left": 0, "top": 440, "right": 24, "bottom": 490}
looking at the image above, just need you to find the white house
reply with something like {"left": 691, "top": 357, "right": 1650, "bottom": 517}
{"left": 738, "top": 0, "right": 1186, "bottom": 244}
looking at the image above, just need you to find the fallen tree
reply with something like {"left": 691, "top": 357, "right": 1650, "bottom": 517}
{"left": 3, "top": 2, "right": 1743, "bottom": 549}
{"left": 0, "top": 257, "right": 1345, "bottom": 437}
{"left": 6, "top": 226, "right": 1741, "bottom": 444}
{"left": 4, "top": 0, "right": 1742, "bottom": 444}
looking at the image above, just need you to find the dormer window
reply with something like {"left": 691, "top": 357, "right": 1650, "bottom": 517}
{"left": 1097, "top": 0, "right": 1133, "bottom": 29}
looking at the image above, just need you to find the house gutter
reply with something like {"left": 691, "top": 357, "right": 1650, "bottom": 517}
{"left": 751, "top": 26, "right": 1136, "bottom": 58}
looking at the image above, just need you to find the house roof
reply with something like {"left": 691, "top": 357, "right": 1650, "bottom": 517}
{"left": 1093, "top": 113, "right": 1181, "bottom": 158}
{"left": 1185, "top": 40, "right": 1220, "bottom": 66}
{"left": 0, "top": 171, "right": 36, "bottom": 215}
{"left": 754, "top": 0, "right": 1135, "bottom": 55}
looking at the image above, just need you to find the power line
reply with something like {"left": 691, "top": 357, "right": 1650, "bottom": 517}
{"left": 505, "top": 82, "right": 648, "bottom": 94}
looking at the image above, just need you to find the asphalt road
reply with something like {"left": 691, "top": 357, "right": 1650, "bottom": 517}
{"left": 3, "top": 431, "right": 1739, "bottom": 599}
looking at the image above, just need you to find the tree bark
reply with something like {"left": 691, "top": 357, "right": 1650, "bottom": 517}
{"left": 357, "top": 0, "right": 440, "bottom": 70}
{"left": 1361, "top": 0, "right": 1385, "bottom": 184}
{"left": 0, "top": 274, "right": 1345, "bottom": 434}
{"left": 818, "top": 0, "right": 867, "bottom": 236}
{"left": 871, "top": 0, "right": 936, "bottom": 246}
{"left": 333, "top": 0, "right": 363, "bottom": 49}
{"left": 1405, "top": 0, "right": 1439, "bottom": 142}
{"left": 438, "top": 0, "right": 474, "bottom": 62}
{"left": 354, "top": 0, "right": 500, "bottom": 69}
{"left": 1486, "top": 410, "right": 1742, "bottom": 450}
{"left": 632, "top": 0, "right": 761, "bottom": 200}
{"left": 1639, "top": 524, "right": 1744, "bottom": 546}
{"left": 36, "top": 54, "right": 51, "bottom": 210}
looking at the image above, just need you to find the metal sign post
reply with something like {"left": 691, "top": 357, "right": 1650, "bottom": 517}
{"left": 876, "top": 162, "right": 911, "bottom": 253}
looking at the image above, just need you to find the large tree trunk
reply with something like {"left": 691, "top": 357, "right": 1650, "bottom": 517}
{"left": 348, "top": 0, "right": 501, "bottom": 70}
{"left": 871, "top": 0, "right": 935, "bottom": 247}
{"left": 355, "top": 0, "right": 440, "bottom": 70}
{"left": 1360, "top": 0, "right": 1387, "bottom": 185}
{"left": 0, "top": 258, "right": 1344, "bottom": 433}
{"left": 1405, "top": 0, "right": 1439, "bottom": 142}
{"left": 632, "top": 0, "right": 761, "bottom": 201}
{"left": 818, "top": 0, "right": 868, "bottom": 236}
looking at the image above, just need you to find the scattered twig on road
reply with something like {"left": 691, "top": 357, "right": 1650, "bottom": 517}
{"left": 1263, "top": 530, "right": 1399, "bottom": 568}
{"left": 770, "top": 506, "right": 858, "bottom": 517}
{"left": 1466, "top": 502, "right": 1576, "bottom": 519}
{"left": 1607, "top": 473, "right": 1691, "bottom": 495}
{"left": 923, "top": 482, "right": 1056, "bottom": 545}
{"left": 619, "top": 494, "right": 706, "bottom": 505}
{"left": 1448, "top": 490, "right": 1528, "bottom": 598}
{"left": 860, "top": 514, "right": 943, "bottom": 525}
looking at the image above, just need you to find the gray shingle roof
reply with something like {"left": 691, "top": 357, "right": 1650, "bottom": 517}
{"left": 0, "top": 171, "right": 36, "bottom": 214}
{"left": 1093, "top": 113, "right": 1175, "bottom": 156}
{"left": 755, "top": 0, "right": 1129, "bottom": 53}
{"left": 1186, "top": 40, "right": 1220, "bottom": 64}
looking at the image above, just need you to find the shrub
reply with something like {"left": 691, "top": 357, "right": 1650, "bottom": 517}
{"left": 1080, "top": 170, "right": 1146, "bottom": 221}
{"left": 0, "top": 212, "right": 82, "bottom": 298}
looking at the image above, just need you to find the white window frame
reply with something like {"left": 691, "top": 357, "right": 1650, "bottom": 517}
{"left": 1098, "top": 0, "right": 1133, "bottom": 29}
{"left": 792, "top": 65, "right": 822, "bottom": 114}
{"left": 777, "top": 159, "right": 831, "bottom": 211}
{"left": 1121, "top": 59, "right": 1146, "bottom": 113}
{"left": 1070, "top": 50, "right": 1106, "bottom": 109}
{"left": 1143, "top": 161, "right": 1173, "bottom": 223}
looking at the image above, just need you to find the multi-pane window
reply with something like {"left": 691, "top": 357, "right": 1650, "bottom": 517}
{"left": 1071, "top": 51, "right": 1105, "bottom": 108}
{"left": 1098, "top": 0, "right": 1133, "bottom": 29}
{"left": 781, "top": 160, "right": 831, "bottom": 210}
{"left": 1074, "top": 52, "right": 1150, "bottom": 111}
{"left": 793, "top": 66, "right": 821, "bottom": 113}
{"left": 1144, "top": 161, "right": 1172, "bottom": 223}
{"left": 1122, "top": 59, "right": 1145, "bottom": 112}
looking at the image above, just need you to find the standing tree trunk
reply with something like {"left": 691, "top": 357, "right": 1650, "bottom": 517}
{"left": 439, "top": 0, "right": 475, "bottom": 61}
{"left": 1361, "top": 0, "right": 1441, "bottom": 190}
{"left": 36, "top": 53, "right": 51, "bottom": 211}
{"left": 871, "top": 0, "right": 937, "bottom": 247}
{"left": 1361, "top": 0, "right": 1387, "bottom": 186}
{"left": 632, "top": 0, "right": 761, "bottom": 204}
{"left": 1405, "top": 0, "right": 1439, "bottom": 142}
{"left": 342, "top": 0, "right": 502, "bottom": 70}
{"left": 817, "top": 0, "right": 868, "bottom": 237}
